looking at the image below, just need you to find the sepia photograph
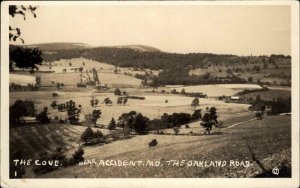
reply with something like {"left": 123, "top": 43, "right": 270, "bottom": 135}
{"left": 1, "top": 1, "right": 299, "bottom": 187}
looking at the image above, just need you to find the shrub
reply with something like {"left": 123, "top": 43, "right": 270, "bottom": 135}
{"left": 108, "top": 118, "right": 116, "bottom": 132}
{"left": 173, "top": 127, "right": 180, "bottom": 135}
{"left": 148, "top": 139, "right": 158, "bottom": 147}
{"left": 94, "top": 130, "right": 103, "bottom": 139}
{"left": 185, "top": 124, "right": 190, "bottom": 128}
{"left": 192, "top": 109, "right": 202, "bottom": 121}
{"left": 91, "top": 109, "right": 101, "bottom": 125}
{"left": 104, "top": 98, "right": 112, "bottom": 105}
{"left": 114, "top": 88, "right": 121, "bottom": 95}
{"left": 36, "top": 107, "right": 50, "bottom": 124}
{"left": 201, "top": 107, "right": 218, "bottom": 134}
{"left": 81, "top": 127, "right": 94, "bottom": 144}
{"left": 9, "top": 100, "right": 36, "bottom": 125}
{"left": 255, "top": 111, "right": 263, "bottom": 120}
{"left": 51, "top": 101, "right": 57, "bottom": 109}
{"left": 110, "top": 130, "right": 121, "bottom": 140}
{"left": 66, "top": 100, "right": 81, "bottom": 125}
{"left": 52, "top": 93, "right": 58, "bottom": 97}
{"left": 216, "top": 120, "right": 224, "bottom": 128}
{"left": 69, "top": 148, "right": 84, "bottom": 165}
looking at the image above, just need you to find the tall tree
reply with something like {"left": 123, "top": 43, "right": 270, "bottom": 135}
{"left": 66, "top": 100, "right": 81, "bottom": 125}
{"left": 132, "top": 113, "right": 150, "bottom": 134}
{"left": 91, "top": 109, "right": 101, "bottom": 125}
{"left": 9, "top": 46, "right": 43, "bottom": 72}
{"left": 201, "top": 107, "right": 218, "bottom": 134}
{"left": 9, "top": 100, "right": 36, "bottom": 125}
{"left": 191, "top": 97, "right": 200, "bottom": 109}
{"left": 108, "top": 118, "right": 116, "bottom": 133}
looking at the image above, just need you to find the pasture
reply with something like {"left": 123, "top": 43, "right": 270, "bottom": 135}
{"left": 34, "top": 115, "right": 291, "bottom": 178}
{"left": 10, "top": 74, "right": 36, "bottom": 86}
{"left": 238, "top": 89, "right": 291, "bottom": 101}
{"left": 10, "top": 91, "right": 250, "bottom": 125}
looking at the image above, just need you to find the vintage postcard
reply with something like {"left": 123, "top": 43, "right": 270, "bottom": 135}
{"left": 1, "top": 1, "right": 299, "bottom": 187}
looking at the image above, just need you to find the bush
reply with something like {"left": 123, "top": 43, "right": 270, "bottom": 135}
{"left": 255, "top": 111, "right": 263, "bottom": 120}
{"left": 110, "top": 130, "right": 121, "bottom": 140}
{"left": 52, "top": 93, "right": 58, "bottom": 97}
{"left": 91, "top": 109, "right": 101, "bottom": 125}
{"left": 94, "top": 130, "right": 103, "bottom": 139}
{"left": 185, "top": 124, "right": 190, "bottom": 128}
{"left": 81, "top": 127, "right": 94, "bottom": 144}
{"left": 110, "top": 128, "right": 130, "bottom": 140}
{"left": 66, "top": 100, "right": 81, "bottom": 125}
{"left": 36, "top": 107, "right": 50, "bottom": 124}
{"left": 9, "top": 100, "right": 36, "bottom": 125}
{"left": 201, "top": 107, "right": 218, "bottom": 134}
{"left": 51, "top": 101, "right": 57, "bottom": 109}
{"left": 81, "top": 127, "right": 104, "bottom": 145}
{"left": 108, "top": 118, "right": 116, "bottom": 132}
{"left": 69, "top": 148, "right": 84, "bottom": 165}
{"left": 117, "top": 111, "right": 149, "bottom": 134}
{"left": 114, "top": 88, "right": 121, "bottom": 95}
{"left": 192, "top": 109, "right": 202, "bottom": 121}
{"left": 173, "top": 127, "right": 180, "bottom": 135}
{"left": 148, "top": 139, "right": 158, "bottom": 147}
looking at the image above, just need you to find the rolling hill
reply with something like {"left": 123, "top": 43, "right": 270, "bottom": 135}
{"left": 10, "top": 43, "right": 291, "bottom": 86}
{"left": 22, "top": 42, "right": 93, "bottom": 51}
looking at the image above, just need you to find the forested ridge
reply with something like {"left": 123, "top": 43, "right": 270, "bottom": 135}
{"left": 10, "top": 44, "right": 290, "bottom": 86}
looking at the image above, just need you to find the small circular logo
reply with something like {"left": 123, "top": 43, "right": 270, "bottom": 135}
{"left": 272, "top": 167, "right": 279, "bottom": 175}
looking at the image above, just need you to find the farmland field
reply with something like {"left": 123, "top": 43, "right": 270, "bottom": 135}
{"left": 10, "top": 74, "right": 36, "bottom": 86}
{"left": 10, "top": 91, "right": 250, "bottom": 125}
{"left": 33, "top": 115, "right": 291, "bottom": 178}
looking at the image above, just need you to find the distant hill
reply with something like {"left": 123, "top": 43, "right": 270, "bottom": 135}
{"left": 21, "top": 43, "right": 160, "bottom": 52}
{"left": 113, "top": 45, "right": 160, "bottom": 52}
{"left": 22, "top": 42, "right": 92, "bottom": 51}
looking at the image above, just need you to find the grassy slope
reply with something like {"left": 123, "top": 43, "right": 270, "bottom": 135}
{"left": 238, "top": 89, "right": 291, "bottom": 101}
{"left": 37, "top": 115, "right": 290, "bottom": 178}
{"left": 10, "top": 124, "right": 105, "bottom": 158}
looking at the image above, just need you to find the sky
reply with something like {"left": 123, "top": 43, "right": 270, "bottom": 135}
{"left": 9, "top": 5, "right": 291, "bottom": 56}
